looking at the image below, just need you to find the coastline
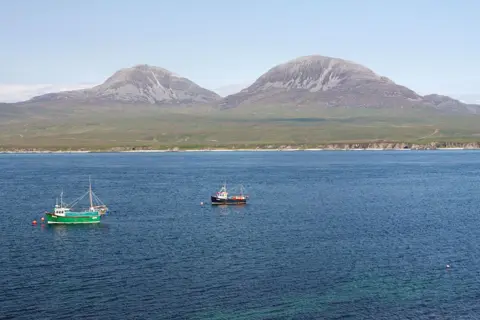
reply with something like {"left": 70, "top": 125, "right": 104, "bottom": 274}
{"left": 0, "top": 143, "right": 476, "bottom": 154}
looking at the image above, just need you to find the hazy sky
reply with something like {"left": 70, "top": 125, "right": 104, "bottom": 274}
{"left": 0, "top": 0, "right": 479, "bottom": 101}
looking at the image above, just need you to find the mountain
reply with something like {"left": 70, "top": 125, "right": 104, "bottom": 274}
{"left": 8, "top": 56, "right": 480, "bottom": 115}
{"left": 422, "top": 94, "right": 480, "bottom": 113}
{"left": 29, "top": 64, "right": 221, "bottom": 105}
{"left": 220, "top": 55, "right": 479, "bottom": 113}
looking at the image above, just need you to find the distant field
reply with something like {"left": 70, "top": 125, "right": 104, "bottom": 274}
{"left": 1, "top": 104, "right": 479, "bottom": 149}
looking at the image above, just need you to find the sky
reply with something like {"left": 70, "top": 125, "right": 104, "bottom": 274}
{"left": 0, "top": 0, "right": 479, "bottom": 102}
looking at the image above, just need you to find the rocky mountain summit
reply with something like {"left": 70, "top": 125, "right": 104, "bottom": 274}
{"left": 220, "top": 55, "right": 479, "bottom": 113}
{"left": 29, "top": 64, "right": 220, "bottom": 105}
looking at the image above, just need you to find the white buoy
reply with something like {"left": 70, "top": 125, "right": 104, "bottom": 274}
{"left": 200, "top": 202, "right": 204, "bottom": 206}
{"left": 446, "top": 264, "right": 451, "bottom": 268}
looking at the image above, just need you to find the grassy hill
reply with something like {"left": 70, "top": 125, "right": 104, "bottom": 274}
{"left": 1, "top": 103, "right": 479, "bottom": 150}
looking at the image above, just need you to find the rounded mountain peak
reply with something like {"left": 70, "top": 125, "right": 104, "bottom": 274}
{"left": 100, "top": 64, "right": 182, "bottom": 89}
{"left": 130, "top": 64, "right": 180, "bottom": 77}
{"left": 245, "top": 54, "right": 393, "bottom": 94}
{"left": 82, "top": 64, "right": 220, "bottom": 104}
{"left": 271, "top": 55, "right": 390, "bottom": 81}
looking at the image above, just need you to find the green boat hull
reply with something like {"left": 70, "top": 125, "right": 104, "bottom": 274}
{"left": 45, "top": 212, "right": 102, "bottom": 224}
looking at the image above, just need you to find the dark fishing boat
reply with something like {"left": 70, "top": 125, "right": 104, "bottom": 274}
{"left": 211, "top": 183, "right": 248, "bottom": 205}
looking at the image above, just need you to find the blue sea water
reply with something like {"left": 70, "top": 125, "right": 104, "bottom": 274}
{"left": 1, "top": 151, "right": 480, "bottom": 319}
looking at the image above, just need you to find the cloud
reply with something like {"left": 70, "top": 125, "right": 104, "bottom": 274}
{"left": 0, "top": 83, "right": 96, "bottom": 103}
{"left": 448, "top": 94, "right": 480, "bottom": 105}
{"left": 0, "top": 81, "right": 256, "bottom": 102}
{"left": 213, "top": 82, "right": 252, "bottom": 97}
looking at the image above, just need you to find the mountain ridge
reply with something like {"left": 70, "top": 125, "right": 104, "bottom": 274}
{"left": 3, "top": 55, "right": 480, "bottom": 115}
{"left": 219, "top": 55, "right": 479, "bottom": 114}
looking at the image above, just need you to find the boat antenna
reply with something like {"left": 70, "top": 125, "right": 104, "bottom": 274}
{"left": 89, "top": 176, "right": 93, "bottom": 209}
{"left": 60, "top": 189, "right": 63, "bottom": 207}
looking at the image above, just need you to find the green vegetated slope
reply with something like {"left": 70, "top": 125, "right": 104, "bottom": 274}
{"left": 3, "top": 56, "right": 478, "bottom": 150}
{"left": 0, "top": 103, "right": 479, "bottom": 150}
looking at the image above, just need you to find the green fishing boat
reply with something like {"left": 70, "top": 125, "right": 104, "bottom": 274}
{"left": 45, "top": 178, "right": 108, "bottom": 224}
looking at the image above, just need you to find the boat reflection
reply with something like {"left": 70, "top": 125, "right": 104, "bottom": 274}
{"left": 41, "top": 223, "right": 110, "bottom": 237}
{"left": 213, "top": 203, "right": 247, "bottom": 215}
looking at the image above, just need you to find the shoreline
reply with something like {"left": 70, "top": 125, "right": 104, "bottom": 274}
{"left": 0, "top": 141, "right": 478, "bottom": 154}
{"left": 0, "top": 147, "right": 476, "bottom": 154}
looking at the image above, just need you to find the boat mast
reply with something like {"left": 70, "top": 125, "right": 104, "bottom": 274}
{"left": 89, "top": 176, "right": 93, "bottom": 209}
{"left": 60, "top": 189, "right": 63, "bottom": 207}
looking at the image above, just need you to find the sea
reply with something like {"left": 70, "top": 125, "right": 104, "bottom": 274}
{"left": 1, "top": 151, "right": 480, "bottom": 319}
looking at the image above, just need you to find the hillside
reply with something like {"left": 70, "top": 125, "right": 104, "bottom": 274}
{"left": 0, "top": 105, "right": 479, "bottom": 150}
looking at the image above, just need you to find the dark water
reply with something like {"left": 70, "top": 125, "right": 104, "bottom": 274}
{"left": 1, "top": 151, "right": 480, "bottom": 319}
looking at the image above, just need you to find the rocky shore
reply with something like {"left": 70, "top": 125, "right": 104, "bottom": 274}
{"left": 1, "top": 141, "right": 480, "bottom": 153}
